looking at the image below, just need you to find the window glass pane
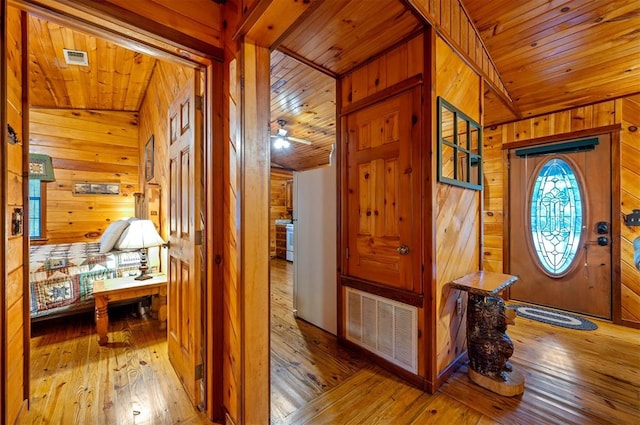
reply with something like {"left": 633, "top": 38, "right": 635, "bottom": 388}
{"left": 470, "top": 126, "right": 479, "bottom": 154}
{"left": 530, "top": 158, "right": 582, "bottom": 275}
{"left": 457, "top": 151, "right": 468, "bottom": 182}
{"left": 441, "top": 108, "right": 454, "bottom": 144}
{"left": 470, "top": 155, "right": 481, "bottom": 186}
{"left": 457, "top": 117, "right": 468, "bottom": 149}
{"left": 29, "top": 180, "right": 41, "bottom": 238}
{"left": 441, "top": 143, "right": 455, "bottom": 179}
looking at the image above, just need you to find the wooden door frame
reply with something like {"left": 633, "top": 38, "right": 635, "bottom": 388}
{"left": 502, "top": 126, "right": 622, "bottom": 324}
{"left": 6, "top": 0, "right": 225, "bottom": 420}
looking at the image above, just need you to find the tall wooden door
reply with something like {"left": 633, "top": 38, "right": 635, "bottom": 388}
{"left": 168, "top": 75, "right": 204, "bottom": 405}
{"left": 344, "top": 88, "right": 421, "bottom": 293}
{"left": 509, "top": 135, "right": 612, "bottom": 318}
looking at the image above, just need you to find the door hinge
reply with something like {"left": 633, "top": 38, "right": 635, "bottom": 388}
{"left": 195, "top": 363, "right": 203, "bottom": 380}
{"left": 346, "top": 247, "right": 349, "bottom": 259}
{"left": 195, "top": 230, "right": 203, "bottom": 245}
{"left": 195, "top": 95, "right": 204, "bottom": 111}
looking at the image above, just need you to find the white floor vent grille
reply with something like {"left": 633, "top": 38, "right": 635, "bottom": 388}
{"left": 346, "top": 287, "right": 417, "bottom": 374}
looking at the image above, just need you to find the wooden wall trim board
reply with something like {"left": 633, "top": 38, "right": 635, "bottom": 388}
{"left": 611, "top": 130, "right": 622, "bottom": 326}
{"left": 339, "top": 75, "right": 424, "bottom": 117}
{"left": 233, "top": 0, "right": 319, "bottom": 49}
{"left": 19, "top": 5, "right": 29, "bottom": 411}
{"left": 207, "top": 59, "right": 225, "bottom": 421}
{"left": 239, "top": 39, "right": 270, "bottom": 425}
{"left": 501, "top": 124, "right": 623, "bottom": 150}
{"left": 1, "top": 0, "right": 7, "bottom": 422}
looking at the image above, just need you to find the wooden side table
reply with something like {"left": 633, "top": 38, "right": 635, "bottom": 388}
{"left": 93, "top": 273, "right": 168, "bottom": 346}
{"left": 449, "top": 271, "right": 525, "bottom": 396}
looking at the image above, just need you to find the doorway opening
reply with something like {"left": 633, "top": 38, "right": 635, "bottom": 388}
{"left": 17, "top": 3, "right": 217, "bottom": 421}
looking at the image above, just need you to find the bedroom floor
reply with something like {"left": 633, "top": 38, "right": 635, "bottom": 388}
{"left": 25, "top": 305, "right": 212, "bottom": 425}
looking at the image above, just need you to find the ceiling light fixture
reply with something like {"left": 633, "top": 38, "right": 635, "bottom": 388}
{"left": 273, "top": 138, "right": 290, "bottom": 149}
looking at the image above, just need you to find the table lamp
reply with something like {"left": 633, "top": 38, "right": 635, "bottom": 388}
{"left": 117, "top": 219, "right": 165, "bottom": 280}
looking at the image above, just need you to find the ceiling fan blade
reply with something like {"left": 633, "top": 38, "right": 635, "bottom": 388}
{"left": 286, "top": 136, "right": 312, "bottom": 145}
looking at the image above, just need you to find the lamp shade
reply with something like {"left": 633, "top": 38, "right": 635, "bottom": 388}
{"left": 117, "top": 219, "right": 164, "bottom": 250}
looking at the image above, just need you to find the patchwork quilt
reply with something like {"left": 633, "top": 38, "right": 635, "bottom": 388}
{"left": 29, "top": 242, "right": 141, "bottom": 318}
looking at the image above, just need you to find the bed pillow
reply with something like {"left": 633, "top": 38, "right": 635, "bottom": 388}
{"left": 99, "top": 219, "right": 130, "bottom": 253}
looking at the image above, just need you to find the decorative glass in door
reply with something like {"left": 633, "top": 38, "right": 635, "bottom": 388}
{"left": 530, "top": 158, "right": 583, "bottom": 276}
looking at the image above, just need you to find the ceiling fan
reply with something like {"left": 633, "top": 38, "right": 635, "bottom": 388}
{"left": 270, "top": 119, "right": 312, "bottom": 148}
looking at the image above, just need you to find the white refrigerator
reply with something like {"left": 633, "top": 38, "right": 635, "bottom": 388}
{"left": 293, "top": 164, "right": 337, "bottom": 335}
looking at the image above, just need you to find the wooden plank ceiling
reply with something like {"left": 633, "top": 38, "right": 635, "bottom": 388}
{"left": 462, "top": 0, "right": 640, "bottom": 125}
{"left": 27, "top": 0, "right": 640, "bottom": 168}
{"left": 28, "top": 15, "right": 156, "bottom": 111}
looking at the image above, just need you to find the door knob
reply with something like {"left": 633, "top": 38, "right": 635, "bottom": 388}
{"left": 597, "top": 222, "right": 609, "bottom": 234}
{"left": 397, "top": 245, "right": 409, "bottom": 255}
{"left": 597, "top": 237, "right": 609, "bottom": 246}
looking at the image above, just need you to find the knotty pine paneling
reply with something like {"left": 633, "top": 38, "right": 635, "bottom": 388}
{"left": 341, "top": 34, "right": 424, "bottom": 107}
{"left": 104, "top": 0, "right": 222, "bottom": 48}
{"left": 29, "top": 108, "right": 139, "bottom": 244}
{"left": 270, "top": 169, "right": 293, "bottom": 256}
{"left": 620, "top": 95, "right": 640, "bottom": 325}
{"left": 410, "top": 0, "right": 512, "bottom": 107}
{"left": 138, "top": 59, "right": 194, "bottom": 246}
{"left": 434, "top": 35, "right": 482, "bottom": 374}
{"left": 484, "top": 97, "right": 640, "bottom": 327}
{"left": 28, "top": 16, "right": 157, "bottom": 111}
{"left": 5, "top": 5, "right": 27, "bottom": 424}
{"left": 224, "top": 55, "right": 241, "bottom": 424}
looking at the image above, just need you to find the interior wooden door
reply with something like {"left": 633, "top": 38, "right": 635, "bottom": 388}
{"left": 509, "top": 135, "right": 612, "bottom": 318}
{"left": 167, "top": 75, "right": 204, "bottom": 405}
{"left": 344, "top": 87, "right": 421, "bottom": 293}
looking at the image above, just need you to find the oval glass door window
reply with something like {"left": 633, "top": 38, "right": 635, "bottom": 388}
{"left": 530, "top": 158, "right": 583, "bottom": 275}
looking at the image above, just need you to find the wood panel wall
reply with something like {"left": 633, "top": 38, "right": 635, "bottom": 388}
{"left": 410, "top": 0, "right": 512, "bottom": 107}
{"left": 224, "top": 55, "right": 241, "bottom": 424}
{"left": 270, "top": 169, "right": 292, "bottom": 256}
{"left": 434, "top": 35, "right": 482, "bottom": 376}
{"left": 483, "top": 98, "right": 640, "bottom": 327}
{"left": 5, "top": 5, "right": 28, "bottom": 424}
{"left": 620, "top": 96, "right": 640, "bottom": 325}
{"left": 341, "top": 34, "right": 424, "bottom": 109}
{"left": 29, "top": 108, "right": 139, "bottom": 244}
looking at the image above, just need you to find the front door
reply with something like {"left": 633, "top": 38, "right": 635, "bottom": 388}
{"left": 167, "top": 74, "right": 204, "bottom": 405}
{"left": 344, "top": 87, "right": 421, "bottom": 293}
{"left": 509, "top": 135, "right": 612, "bottom": 318}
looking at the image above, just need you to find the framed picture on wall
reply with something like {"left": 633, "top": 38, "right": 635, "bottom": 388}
{"left": 145, "top": 135, "right": 154, "bottom": 181}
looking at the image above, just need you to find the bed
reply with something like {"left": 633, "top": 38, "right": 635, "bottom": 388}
{"left": 29, "top": 219, "right": 143, "bottom": 320}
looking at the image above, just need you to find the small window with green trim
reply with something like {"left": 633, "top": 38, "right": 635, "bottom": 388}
{"left": 29, "top": 179, "right": 46, "bottom": 239}
{"left": 437, "top": 97, "right": 482, "bottom": 190}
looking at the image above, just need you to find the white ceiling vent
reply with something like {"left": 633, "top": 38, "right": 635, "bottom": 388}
{"left": 63, "top": 49, "right": 89, "bottom": 66}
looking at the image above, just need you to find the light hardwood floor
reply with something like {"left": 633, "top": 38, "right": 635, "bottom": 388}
{"left": 24, "top": 260, "right": 640, "bottom": 424}
{"left": 270, "top": 258, "right": 640, "bottom": 425}
{"left": 25, "top": 305, "right": 212, "bottom": 425}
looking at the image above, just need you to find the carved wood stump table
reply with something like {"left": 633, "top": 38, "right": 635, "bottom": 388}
{"left": 449, "top": 271, "right": 524, "bottom": 396}
{"left": 93, "top": 273, "right": 168, "bottom": 346}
